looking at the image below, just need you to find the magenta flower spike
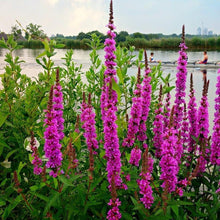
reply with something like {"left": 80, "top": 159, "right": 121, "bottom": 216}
{"left": 107, "top": 198, "right": 121, "bottom": 220}
{"left": 160, "top": 129, "right": 179, "bottom": 193}
{"left": 129, "top": 146, "right": 142, "bottom": 167}
{"left": 182, "top": 103, "right": 189, "bottom": 148}
{"left": 102, "top": 2, "right": 122, "bottom": 219}
{"left": 44, "top": 86, "right": 63, "bottom": 177}
{"left": 53, "top": 69, "right": 65, "bottom": 141}
{"left": 210, "top": 70, "right": 220, "bottom": 165}
{"left": 137, "top": 148, "right": 154, "bottom": 209}
{"left": 173, "top": 25, "right": 188, "bottom": 129}
{"left": 137, "top": 51, "right": 152, "bottom": 142}
{"left": 30, "top": 132, "right": 42, "bottom": 175}
{"left": 123, "top": 67, "right": 142, "bottom": 147}
{"left": 197, "top": 77, "right": 209, "bottom": 173}
{"left": 81, "top": 93, "right": 99, "bottom": 152}
{"left": 107, "top": 175, "right": 122, "bottom": 220}
{"left": 163, "top": 85, "right": 171, "bottom": 130}
{"left": 187, "top": 74, "right": 198, "bottom": 155}
{"left": 159, "top": 108, "right": 179, "bottom": 193}
{"left": 153, "top": 85, "right": 164, "bottom": 158}
{"left": 102, "top": 0, "right": 122, "bottom": 188}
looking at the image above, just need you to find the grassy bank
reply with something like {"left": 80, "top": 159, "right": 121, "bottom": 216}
{"left": 17, "top": 36, "right": 220, "bottom": 51}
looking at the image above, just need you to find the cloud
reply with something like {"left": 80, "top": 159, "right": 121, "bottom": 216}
{"left": 65, "top": 0, "right": 108, "bottom": 34}
{"left": 0, "top": 0, "right": 219, "bottom": 36}
{"left": 46, "top": 0, "right": 59, "bottom": 6}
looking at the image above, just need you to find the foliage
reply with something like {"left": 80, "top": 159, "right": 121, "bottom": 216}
{"left": 10, "top": 25, "right": 22, "bottom": 40}
{"left": 0, "top": 34, "right": 219, "bottom": 220}
{"left": 25, "top": 23, "right": 47, "bottom": 40}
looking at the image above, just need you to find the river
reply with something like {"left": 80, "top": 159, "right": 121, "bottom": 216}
{"left": 0, "top": 48, "right": 220, "bottom": 132}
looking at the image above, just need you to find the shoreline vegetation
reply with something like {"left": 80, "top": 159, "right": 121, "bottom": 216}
{"left": 1, "top": 30, "right": 220, "bottom": 50}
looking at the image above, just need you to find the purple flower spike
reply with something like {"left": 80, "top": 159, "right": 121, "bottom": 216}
{"left": 174, "top": 25, "right": 188, "bottom": 129}
{"left": 44, "top": 86, "right": 62, "bottom": 177}
{"left": 160, "top": 108, "right": 179, "bottom": 193}
{"left": 160, "top": 127, "right": 179, "bottom": 193}
{"left": 153, "top": 85, "right": 164, "bottom": 158}
{"left": 164, "top": 86, "right": 171, "bottom": 130}
{"left": 197, "top": 77, "right": 209, "bottom": 173}
{"left": 101, "top": 0, "right": 122, "bottom": 192}
{"left": 210, "top": 71, "right": 220, "bottom": 165}
{"left": 123, "top": 67, "right": 142, "bottom": 147}
{"left": 81, "top": 93, "right": 99, "bottom": 152}
{"left": 129, "top": 146, "right": 142, "bottom": 167}
{"left": 187, "top": 74, "right": 198, "bottom": 155}
{"left": 137, "top": 148, "right": 154, "bottom": 209}
{"left": 138, "top": 51, "right": 152, "bottom": 142}
{"left": 182, "top": 103, "right": 189, "bottom": 148}
{"left": 30, "top": 132, "right": 42, "bottom": 175}
{"left": 107, "top": 198, "right": 121, "bottom": 220}
{"left": 53, "top": 69, "right": 65, "bottom": 141}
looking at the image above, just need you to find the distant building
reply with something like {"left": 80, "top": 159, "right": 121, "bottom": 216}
{"left": 196, "top": 25, "right": 214, "bottom": 36}
{"left": 197, "top": 27, "right": 202, "bottom": 35}
{"left": 208, "top": 30, "right": 213, "bottom": 36}
{"left": 202, "top": 28, "right": 208, "bottom": 36}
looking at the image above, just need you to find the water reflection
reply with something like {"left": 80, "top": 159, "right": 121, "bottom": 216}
{"left": 201, "top": 69, "right": 207, "bottom": 80}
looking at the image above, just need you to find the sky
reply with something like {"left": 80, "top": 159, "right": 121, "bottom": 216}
{"left": 0, "top": 0, "right": 220, "bottom": 36}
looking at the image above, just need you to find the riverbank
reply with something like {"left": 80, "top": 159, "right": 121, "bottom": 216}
{"left": 16, "top": 36, "right": 220, "bottom": 51}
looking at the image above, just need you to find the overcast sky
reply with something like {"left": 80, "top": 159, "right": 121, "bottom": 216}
{"left": 0, "top": 0, "right": 219, "bottom": 36}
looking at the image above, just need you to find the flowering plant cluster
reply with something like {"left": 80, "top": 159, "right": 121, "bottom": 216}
{"left": 1, "top": 1, "right": 219, "bottom": 220}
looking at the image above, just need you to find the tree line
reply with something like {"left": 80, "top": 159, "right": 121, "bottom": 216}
{"left": 1, "top": 23, "right": 220, "bottom": 50}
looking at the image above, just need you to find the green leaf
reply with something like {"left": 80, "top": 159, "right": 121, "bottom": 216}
{"left": 42, "top": 39, "right": 50, "bottom": 51}
{"left": 171, "top": 205, "right": 179, "bottom": 217}
{"left": 0, "top": 200, "right": 6, "bottom": 207}
{"left": 30, "top": 192, "right": 49, "bottom": 202}
{"left": 17, "top": 162, "right": 26, "bottom": 175}
{"left": 29, "top": 153, "right": 34, "bottom": 163}
{"left": 0, "top": 139, "right": 10, "bottom": 156}
{"left": 30, "top": 183, "right": 45, "bottom": 191}
{"left": 0, "top": 179, "right": 7, "bottom": 187}
{"left": 58, "top": 175, "right": 76, "bottom": 186}
{"left": 53, "top": 177, "right": 58, "bottom": 188}
{"left": 163, "top": 86, "right": 175, "bottom": 94}
{"left": 55, "top": 44, "right": 65, "bottom": 49}
{"left": 0, "top": 111, "right": 9, "bottom": 127}
{"left": 121, "top": 211, "right": 133, "bottom": 220}
{"left": 3, "top": 195, "right": 22, "bottom": 219}
{"left": 5, "top": 149, "right": 18, "bottom": 160}
{"left": 43, "top": 191, "right": 60, "bottom": 216}
{"left": 171, "top": 200, "right": 194, "bottom": 206}
{"left": 130, "top": 196, "right": 141, "bottom": 210}
{"left": 0, "top": 39, "right": 8, "bottom": 48}
{"left": 71, "top": 132, "right": 82, "bottom": 151}
{"left": 112, "top": 77, "right": 121, "bottom": 103}
{"left": 117, "top": 68, "right": 123, "bottom": 84}
{"left": 36, "top": 51, "right": 47, "bottom": 59}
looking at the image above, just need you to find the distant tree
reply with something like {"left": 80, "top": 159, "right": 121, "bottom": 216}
{"left": 76, "top": 31, "right": 105, "bottom": 42}
{"left": 116, "top": 31, "right": 129, "bottom": 42}
{"left": 87, "top": 30, "right": 105, "bottom": 40}
{"left": 132, "top": 32, "right": 145, "bottom": 39}
{"left": 11, "top": 24, "right": 22, "bottom": 40}
{"left": 65, "top": 36, "right": 77, "bottom": 39}
{"left": 145, "top": 33, "right": 163, "bottom": 40}
{"left": 76, "top": 32, "right": 88, "bottom": 40}
{"left": 170, "top": 33, "right": 178, "bottom": 38}
{"left": 25, "top": 23, "right": 47, "bottom": 40}
{"left": 56, "top": 34, "right": 64, "bottom": 38}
